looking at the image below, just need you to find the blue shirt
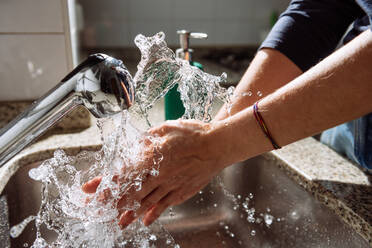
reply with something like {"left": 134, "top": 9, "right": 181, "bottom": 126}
{"left": 261, "top": 0, "right": 372, "bottom": 169}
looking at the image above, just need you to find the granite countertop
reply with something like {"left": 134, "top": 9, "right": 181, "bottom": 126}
{"left": 0, "top": 102, "right": 91, "bottom": 138}
{"left": 0, "top": 109, "right": 371, "bottom": 245}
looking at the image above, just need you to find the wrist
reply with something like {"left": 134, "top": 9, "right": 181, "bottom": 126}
{"left": 209, "top": 106, "right": 275, "bottom": 166}
{"left": 205, "top": 119, "right": 241, "bottom": 168}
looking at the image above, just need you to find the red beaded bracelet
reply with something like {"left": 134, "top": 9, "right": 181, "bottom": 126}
{"left": 253, "top": 102, "right": 281, "bottom": 150}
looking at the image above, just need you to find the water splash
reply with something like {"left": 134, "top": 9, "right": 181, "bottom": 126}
{"left": 24, "top": 112, "right": 175, "bottom": 248}
{"left": 9, "top": 215, "right": 35, "bottom": 238}
{"left": 13, "top": 32, "right": 233, "bottom": 247}
{"left": 133, "top": 32, "right": 234, "bottom": 124}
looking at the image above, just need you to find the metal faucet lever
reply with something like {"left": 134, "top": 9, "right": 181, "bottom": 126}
{"left": 176, "top": 30, "right": 208, "bottom": 61}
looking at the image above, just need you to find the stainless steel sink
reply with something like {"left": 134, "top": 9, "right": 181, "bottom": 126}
{"left": 2, "top": 154, "right": 369, "bottom": 247}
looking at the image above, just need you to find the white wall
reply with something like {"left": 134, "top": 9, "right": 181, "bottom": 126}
{"left": 0, "top": 0, "right": 76, "bottom": 101}
{"left": 79, "top": 0, "right": 290, "bottom": 47}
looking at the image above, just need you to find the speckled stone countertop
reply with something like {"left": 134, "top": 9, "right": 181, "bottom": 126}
{"left": 271, "top": 139, "right": 372, "bottom": 245}
{"left": 0, "top": 116, "right": 371, "bottom": 245}
{"left": 0, "top": 101, "right": 91, "bottom": 138}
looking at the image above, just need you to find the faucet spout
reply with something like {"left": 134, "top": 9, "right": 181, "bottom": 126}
{"left": 0, "top": 53, "right": 135, "bottom": 168}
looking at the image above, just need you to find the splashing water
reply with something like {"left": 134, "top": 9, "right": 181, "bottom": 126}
{"left": 10, "top": 216, "right": 35, "bottom": 238}
{"left": 133, "top": 32, "right": 234, "bottom": 124}
{"left": 11, "top": 32, "right": 235, "bottom": 247}
{"left": 23, "top": 112, "right": 175, "bottom": 248}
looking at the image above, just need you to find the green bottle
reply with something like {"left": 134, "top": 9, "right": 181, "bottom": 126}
{"left": 164, "top": 61, "right": 204, "bottom": 120}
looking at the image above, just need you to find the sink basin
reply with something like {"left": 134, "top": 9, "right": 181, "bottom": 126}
{"left": 1, "top": 154, "right": 369, "bottom": 247}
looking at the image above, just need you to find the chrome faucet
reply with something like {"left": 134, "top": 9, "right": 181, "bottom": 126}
{"left": 0, "top": 53, "right": 135, "bottom": 168}
{"left": 176, "top": 30, "right": 208, "bottom": 61}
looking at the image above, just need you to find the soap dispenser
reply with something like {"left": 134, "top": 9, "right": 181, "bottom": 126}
{"left": 164, "top": 30, "right": 208, "bottom": 120}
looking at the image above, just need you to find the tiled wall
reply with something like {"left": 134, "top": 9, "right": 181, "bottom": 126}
{"left": 79, "top": 0, "right": 290, "bottom": 47}
{"left": 0, "top": 0, "right": 74, "bottom": 101}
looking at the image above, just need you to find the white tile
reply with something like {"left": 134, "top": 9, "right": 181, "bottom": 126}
{"left": 242, "top": 20, "right": 267, "bottom": 45}
{"left": 129, "top": 20, "right": 173, "bottom": 45}
{"left": 251, "top": 0, "right": 289, "bottom": 22}
{"left": 215, "top": 0, "right": 255, "bottom": 20}
{"left": 0, "top": 0, "right": 63, "bottom": 33}
{"left": 80, "top": 0, "right": 130, "bottom": 22}
{"left": 0, "top": 34, "right": 68, "bottom": 101}
{"left": 82, "top": 19, "right": 131, "bottom": 47}
{"left": 172, "top": 0, "right": 216, "bottom": 20}
{"left": 129, "top": 0, "right": 172, "bottom": 21}
{"left": 269, "top": 0, "right": 291, "bottom": 12}
{"left": 214, "top": 20, "right": 260, "bottom": 45}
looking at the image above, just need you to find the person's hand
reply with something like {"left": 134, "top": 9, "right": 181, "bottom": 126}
{"left": 82, "top": 119, "right": 232, "bottom": 228}
{"left": 117, "top": 119, "right": 231, "bottom": 227}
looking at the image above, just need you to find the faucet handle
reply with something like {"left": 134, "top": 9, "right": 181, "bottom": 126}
{"left": 177, "top": 30, "right": 208, "bottom": 50}
{"left": 190, "top": 32, "right": 208, "bottom": 40}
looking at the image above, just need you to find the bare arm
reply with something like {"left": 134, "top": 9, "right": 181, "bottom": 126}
{"left": 212, "top": 29, "right": 372, "bottom": 163}
{"left": 136, "top": 29, "right": 372, "bottom": 226}
{"left": 214, "top": 48, "right": 302, "bottom": 120}
{"left": 83, "top": 30, "right": 372, "bottom": 228}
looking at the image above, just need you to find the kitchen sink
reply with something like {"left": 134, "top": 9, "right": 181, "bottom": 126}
{"left": 1, "top": 154, "right": 369, "bottom": 247}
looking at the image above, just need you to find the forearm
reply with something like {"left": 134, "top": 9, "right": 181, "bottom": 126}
{"left": 212, "top": 30, "right": 372, "bottom": 164}
{"left": 214, "top": 48, "right": 302, "bottom": 120}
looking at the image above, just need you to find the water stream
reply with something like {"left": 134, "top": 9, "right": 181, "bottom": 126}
{"left": 9, "top": 32, "right": 238, "bottom": 248}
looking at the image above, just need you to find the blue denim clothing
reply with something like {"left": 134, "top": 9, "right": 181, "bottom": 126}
{"left": 321, "top": 113, "right": 372, "bottom": 171}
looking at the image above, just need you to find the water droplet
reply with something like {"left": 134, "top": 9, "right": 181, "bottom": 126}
{"left": 168, "top": 207, "right": 175, "bottom": 217}
{"left": 150, "top": 168, "right": 159, "bottom": 176}
{"left": 247, "top": 216, "right": 255, "bottom": 223}
{"left": 251, "top": 230, "right": 256, "bottom": 236}
{"left": 10, "top": 215, "right": 36, "bottom": 238}
{"left": 213, "top": 203, "right": 218, "bottom": 208}
{"left": 149, "top": 234, "right": 157, "bottom": 241}
{"left": 257, "top": 91, "right": 262, "bottom": 97}
{"left": 134, "top": 180, "right": 142, "bottom": 191}
{"left": 264, "top": 214, "right": 274, "bottom": 226}
{"left": 242, "top": 91, "right": 253, "bottom": 97}
{"left": 290, "top": 211, "right": 299, "bottom": 220}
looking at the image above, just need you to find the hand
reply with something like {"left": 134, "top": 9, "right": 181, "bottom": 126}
{"left": 83, "top": 119, "right": 230, "bottom": 228}
{"left": 119, "top": 119, "right": 231, "bottom": 227}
